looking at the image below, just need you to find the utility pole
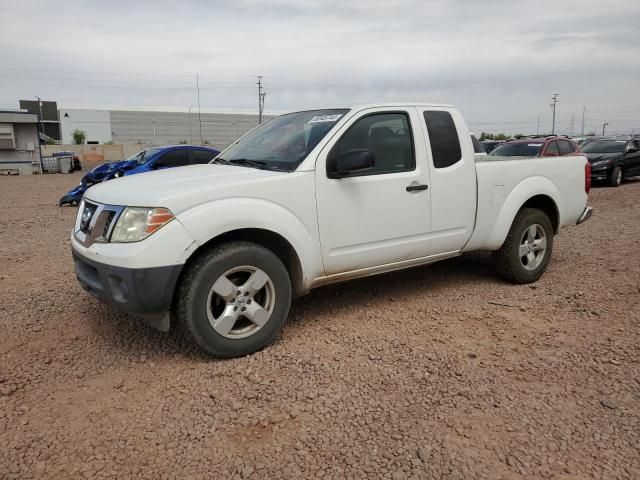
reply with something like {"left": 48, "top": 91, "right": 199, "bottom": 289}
{"left": 550, "top": 93, "right": 559, "bottom": 135}
{"left": 569, "top": 114, "right": 575, "bottom": 136}
{"left": 196, "top": 74, "right": 203, "bottom": 146}
{"left": 536, "top": 115, "right": 540, "bottom": 135}
{"left": 257, "top": 76, "right": 266, "bottom": 124}
{"left": 580, "top": 106, "right": 586, "bottom": 136}
{"left": 602, "top": 122, "right": 609, "bottom": 136}
{"left": 35, "top": 96, "right": 43, "bottom": 168}
{"left": 188, "top": 106, "right": 193, "bottom": 144}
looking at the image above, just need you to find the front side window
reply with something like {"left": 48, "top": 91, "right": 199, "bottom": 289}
{"left": 330, "top": 112, "right": 414, "bottom": 176}
{"left": 154, "top": 149, "right": 189, "bottom": 168}
{"left": 423, "top": 111, "right": 462, "bottom": 168}
{"left": 217, "top": 109, "right": 349, "bottom": 171}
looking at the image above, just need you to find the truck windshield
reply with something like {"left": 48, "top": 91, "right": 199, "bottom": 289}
{"left": 490, "top": 142, "right": 543, "bottom": 157}
{"left": 581, "top": 141, "right": 626, "bottom": 153}
{"left": 215, "top": 109, "right": 349, "bottom": 171}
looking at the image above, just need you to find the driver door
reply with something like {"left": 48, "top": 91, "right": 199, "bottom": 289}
{"left": 315, "top": 107, "right": 431, "bottom": 275}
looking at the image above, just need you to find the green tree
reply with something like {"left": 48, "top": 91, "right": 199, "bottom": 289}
{"left": 72, "top": 129, "right": 86, "bottom": 145}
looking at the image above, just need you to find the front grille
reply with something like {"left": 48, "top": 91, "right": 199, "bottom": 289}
{"left": 74, "top": 202, "right": 125, "bottom": 246}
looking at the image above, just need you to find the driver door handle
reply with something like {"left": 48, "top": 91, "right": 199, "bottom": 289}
{"left": 406, "top": 183, "right": 428, "bottom": 192}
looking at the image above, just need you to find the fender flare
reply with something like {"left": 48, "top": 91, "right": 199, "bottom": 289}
{"left": 485, "top": 176, "right": 562, "bottom": 250}
{"left": 177, "top": 197, "right": 322, "bottom": 289}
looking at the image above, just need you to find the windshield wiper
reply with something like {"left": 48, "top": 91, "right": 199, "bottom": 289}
{"left": 227, "top": 158, "right": 269, "bottom": 169}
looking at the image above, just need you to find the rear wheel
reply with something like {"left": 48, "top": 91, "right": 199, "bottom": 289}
{"left": 608, "top": 166, "right": 622, "bottom": 187}
{"left": 494, "top": 208, "right": 554, "bottom": 284}
{"left": 175, "top": 241, "right": 292, "bottom": 357}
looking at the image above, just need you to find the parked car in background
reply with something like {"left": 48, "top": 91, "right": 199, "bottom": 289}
{"left": 489, "top": 136, "right": 581, "bottom": 158}
{"left": 480, "top": 140, "right": 505, "bottom": 153}
{"left": 53, "top": 151, "right": 82, "bottom": 171}
{"left": 582, "top": 138, "right": 640, "bottom": 187}
{"left": 59, "top": 145, "right": 220, "bottom": 206}
{"left": 70, "top": 103, "right": 592, "bottom": 357}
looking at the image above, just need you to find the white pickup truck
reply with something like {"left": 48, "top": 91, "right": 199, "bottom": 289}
{"left": 71, "top": 103, "right": 592, "bottom": 357}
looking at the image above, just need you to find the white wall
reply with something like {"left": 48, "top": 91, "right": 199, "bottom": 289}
{"left": 59, "top": 109, "right": 112, "bottom": 144}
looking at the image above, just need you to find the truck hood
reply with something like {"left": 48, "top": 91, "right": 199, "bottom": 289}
{"left": 84, "top": 164, "right": 287, "bottom": 213}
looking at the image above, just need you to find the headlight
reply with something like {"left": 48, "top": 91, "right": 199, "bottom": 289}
{"left": 111, "top": 207, "right": 174, "bottom": 242}
{"left": 114, "top": 171, "right": 122, "bottom": 178}
{"left": 591, "top": 160, "right": 611, "bottom": 168}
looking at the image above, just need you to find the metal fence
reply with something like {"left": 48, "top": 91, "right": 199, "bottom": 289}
{"left": 40, "top": 155, "right": 73, "bottom": 174}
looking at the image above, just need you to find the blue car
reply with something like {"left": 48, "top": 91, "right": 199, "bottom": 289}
{"left": 59, "top": 145, "right": 220, "bottom": 206}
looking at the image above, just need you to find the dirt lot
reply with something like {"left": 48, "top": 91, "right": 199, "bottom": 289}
{"left": 0, "top": 173, "right": 638, "bottom": 480}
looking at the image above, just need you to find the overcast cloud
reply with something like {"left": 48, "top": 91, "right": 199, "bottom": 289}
{"left": 1, "top": 0, "right": 639, "bottom": 134}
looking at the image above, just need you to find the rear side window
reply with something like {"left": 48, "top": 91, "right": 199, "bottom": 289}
{"left": 558, "top": 140, "right": 573, "bottom": 155}
{"left": 423, "top": 111, "right": 462, "bottom": 168}
{"left": 545, "top": 142, "right": 560, "bottom": 156}
{"left": 191, "top": 149, "right": 217, "bottom": 164}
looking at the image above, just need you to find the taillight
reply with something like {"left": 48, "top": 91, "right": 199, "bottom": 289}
{"left": 585, "top": 161, "right": 591, "bottom": 194}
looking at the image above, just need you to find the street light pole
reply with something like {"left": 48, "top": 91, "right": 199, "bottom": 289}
{"left": 35, "top": 96, "right": 44, "bottom": 171}
{"left": 602, "top": 122, "right": 609, "bottom": 136}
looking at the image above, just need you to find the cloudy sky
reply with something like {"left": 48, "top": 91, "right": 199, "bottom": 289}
{"left": 1, "top": 0, "right": 639, "bottom": 135}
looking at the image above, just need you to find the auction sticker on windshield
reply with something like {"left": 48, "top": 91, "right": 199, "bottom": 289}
{"left": 528, "top": 143, "right": 543, "bottom": 146}
{"left": 308, "top": 114, "right": 343, "bottom": 123}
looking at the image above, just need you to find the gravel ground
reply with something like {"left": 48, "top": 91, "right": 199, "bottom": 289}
{"left": 1, "top": 173, "right": 639, "bottom": 480}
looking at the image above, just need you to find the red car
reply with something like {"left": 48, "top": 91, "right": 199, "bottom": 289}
{"left": 489, "top": 136, "right": 582, "bottom": 157}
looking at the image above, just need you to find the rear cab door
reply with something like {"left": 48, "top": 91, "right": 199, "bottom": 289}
{"left": 418, "top": 108, "right": 477, "bottom": 254}
{"left": 315, "top": 106, "right": 432, "bottom": 275}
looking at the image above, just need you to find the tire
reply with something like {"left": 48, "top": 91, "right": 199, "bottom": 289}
{"left": 493, "top": 208, "right": 554, "bottom": 284}
{"left": 608, "top": 166, "right": 622, "bottom": 187}
{"left": 175, "top": 241, "right": 292, "bottom": 358}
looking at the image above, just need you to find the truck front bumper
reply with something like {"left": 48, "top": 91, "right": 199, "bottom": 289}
{"left": 72, "top": 246, "right": 182, "bottom": 328}
{"left": 576, "top": 206, "right": 593, "bottom": 225}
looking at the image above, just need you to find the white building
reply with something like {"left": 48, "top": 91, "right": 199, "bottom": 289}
{"left": 59, "top": 108, "right": 271, "bottom": 149}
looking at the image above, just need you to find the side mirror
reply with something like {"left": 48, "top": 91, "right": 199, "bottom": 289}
{"left": 625, "top": 144, "right": 638, "bottom": 154}
{"left": 327, "top": 149, "right": 375, "bottom": 178}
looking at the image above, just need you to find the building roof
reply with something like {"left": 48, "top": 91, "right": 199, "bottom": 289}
{"left": 0, "top": 110, "right": 38, "bottom": 123}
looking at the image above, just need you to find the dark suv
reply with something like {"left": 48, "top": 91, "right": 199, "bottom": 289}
{"left": 489, "top": 136, "right": 581, "bottom": 158}
{"left": 581, "top": 138, "right": 640, "bottom": 187}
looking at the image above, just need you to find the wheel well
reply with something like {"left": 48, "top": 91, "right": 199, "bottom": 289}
{"left": 519, "top": 195, "right": 559, "bottom": 233}
{"left": 181, "top": 228, "right": 305, "bottom": 296}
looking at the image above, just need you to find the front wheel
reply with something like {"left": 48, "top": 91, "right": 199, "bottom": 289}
{"left": 493, "top": 208, "right": 554, "bottom": 284}
{"left": 608, "top": 166, "right": 622, "bottom": 187}
{"left": 175, "top": 241, "right": 292, "bottom": 357}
